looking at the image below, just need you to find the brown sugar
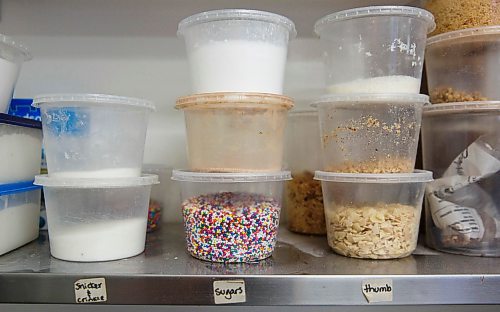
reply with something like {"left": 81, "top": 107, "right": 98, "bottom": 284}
{"left": 430, "top": 86, "right": 489, "bottom": 104}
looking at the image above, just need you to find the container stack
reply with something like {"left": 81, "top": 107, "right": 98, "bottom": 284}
{"left": 174, "top": 9, "right": 296, "bottom": 263}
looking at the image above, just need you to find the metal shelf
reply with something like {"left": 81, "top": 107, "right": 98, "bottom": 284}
{"left": 1, "top": 224, "right": 499, "bottom": 306}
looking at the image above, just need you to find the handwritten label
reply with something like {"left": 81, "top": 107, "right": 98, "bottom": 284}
{"left": 74, "top": 277, "right": 107, "bottom": 304}
{"left": 213, "top": 280, "right": 246, "bottom": 304}
{"left": 362, "top": 279, "right": 393, "bottom": 303}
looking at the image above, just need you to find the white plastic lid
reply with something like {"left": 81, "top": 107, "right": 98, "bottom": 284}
{"left": 423, "top": 101, "right": 500, "bottom": 115}
{"left": 0, "top": 34, "right": 32, "bottom": 61}
{"left": 172, "top": 170, "right": 292, "bottom": 183}
{"left": 310, "top": 93, "right": 429, "bottom": 107}
{"left": 177, "top": 9, "right": 297, "bottom": 38}
{"left": 176, "top": 92, "right": 294, "bottom": 109}
{"left": 32, "top": 94, "right": 155, "bottom": 111}
{"left": 314, "top": 6, "right": 436, "bottom": 35}
{"left": 34, "top": 174, "right": 159, "bottom": 188}
{"left": 427, "top": 26, "right": 500, "bottom": 46}
{"left": 314, "top": 170, "right": 433, "bottom": 183}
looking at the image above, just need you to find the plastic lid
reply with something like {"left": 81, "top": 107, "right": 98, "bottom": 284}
{"left": 175, "top": 92, "right": 294, "bottom": 110}
{"left": 0, "top": 34, "right": 32, "bottom": 61}
{"left": 172, "top": 170, "right": 292, "bottom": 183}
{"left": 427, "top": 26, "right": 500, "bottom": 46}
{"left": 0, "top": 181, "right": 41, "bottom": 196}
{"left": 0, "top": 113, "right": 42, "bottom": 129}
{"left": 314, "top": 6, "right": 436, "bottom": 35}
{"left": 177, "top": 9, "right": 297, "bottom": 38}
{"left": 34, "top": 174, "right": 159, "bottom": 188}
{"left": 32, "top": 94, "right": 155, "bottom": 111}
{"left": 310, "top": 93, "right": 429, "bottom": 107}
{"left": 423, "top": 101, "right": 500, "bottom": 115}
{"left": 314, "top": 170, "right": 433, "bottom": 183}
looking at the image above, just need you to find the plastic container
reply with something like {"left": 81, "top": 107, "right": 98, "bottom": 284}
{"left": 172, "top": 170, "right": 291, "bottom": 263}
{"left": 285, "top": 109, "right": 325, "bottom": 235}
{"left": 0, "top": 113, "right": 42, "bottom": 184}
{"left": 176, "top": 93, "right": 293, "bottom": 172}
{"left": 314, "top": 6, "right": 435, "bottom": 94}
{"left": 177, "top": 9, "right": 296, "bottom": 94}
{"left": 422, "top": 102, "right": 500, "bottom": 256}
{"left": 34, "top": 174, "right": 158, "bottom": 262}
{"left": 33, "top": 94, "right": 155, "bottom": 178}
{"left": 425, "top": 26, "right": 500, "bottom": 104}
{"left": 0, "top": 35, "right": 31, "bottom": 113}
{"left": 312, "top": 94, "right": 428, "bottom": 173}
{"left": 0, "top": 181, "right": 41, "bottom": 255}
{"left": 315, "top": 170, "right": 433, "bottom": 259}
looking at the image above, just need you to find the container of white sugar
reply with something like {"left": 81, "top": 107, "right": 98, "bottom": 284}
{"left": 0, "top": 34, "right": 31, "bottom": 113}
{"left": 177, "top": 9, "right": 296, "bottom": 94}
{"left": 314, "top": 6, "right": 435, "bottom": 94}
{"left": 34, "top": 174, "right": 158, "bottom": 262}
{"left": 33, "top": 94, "right": 155, "bottom": 179}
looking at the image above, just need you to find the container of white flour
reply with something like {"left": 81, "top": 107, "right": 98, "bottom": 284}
{"left": 177, "top": 9, "right": 296, "bottom": 94}
{"left": 34, "top": 174, "right": 158, "bottom": 262}
{"left": 33, "top": 94, "right": 155, "bottom": 179}
{"left": 0, "top": 34, "right": 31, "bottom": 113}
{"left": 314, "top": 6, "right": 435, "bottom": 94}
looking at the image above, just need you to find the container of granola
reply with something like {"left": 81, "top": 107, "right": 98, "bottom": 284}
{"left": 315, "top": 170, "right": 433, "bottom": 259}
{"left": 312, "top": 94, "right": 429, "bottom": 173}
{"left": 426, "top": 26, "right": 500, "bottom": 103}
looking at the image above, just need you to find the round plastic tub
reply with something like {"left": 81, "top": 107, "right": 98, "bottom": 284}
{"left": 177, "top": 9, "right": 296, "bottom": 94}
{"left": 422, "top": 102, "right": 500, "bottom": 256}
{"left": 176, "top": 93, "right": 293, "bottom": 172}
{"left": 34, "top": 174, "right": 158, "bottom": 262}
{"left": 0, "top": 34, "right": 31, "bottom": 113}
{"left": 425, "top": 26, "right": 500, "bottom": 104}
{"left": 314, "top": 6, "right": 435, "bottom": 94}
{"left": 312, "top": 93, "right": 428, "bottom": 173}
{"left": 315, "top": 170, "right": 433, "bottom": 259}
{"left": 33, "top": 94, "right": 155, "bottom": 178}
{"left": 172, "top": 170, "right": 291, "bottom": 263}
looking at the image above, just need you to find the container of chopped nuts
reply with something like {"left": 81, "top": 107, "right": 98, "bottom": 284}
{"left": 426, "top": 26, "right": 500, "bottom": 104}
{"left": 314, "top": 170, "right": 433, "bottom": 259}
{"left": 312, "top": 94, "right": 429, "bottom": 173}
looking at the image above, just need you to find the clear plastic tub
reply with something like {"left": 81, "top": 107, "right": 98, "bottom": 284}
{"left": 34, "top": 174, "right": 158, "bottom": 262}
{"left": 177, "top": 9, "right": 296, "bottom": 94}
{"left": 312, "top": 94, "right": 428, "bottom": 173}
{"left": 0, "top": 113, "right": 42, "bottom": 184}
{"left": 0, "top": 34, "right": 31, "bottom": 113}
{"left": 33, "top": 94, "right": 155, "bottom": 178}
{"left": 314, "top": 6, "right": 435, "bottom": 94}
{"left": 425, "top": 26, "right": 500, "bottom": 103}
{"left": 176, "top": 93, "right": 293, "bottom": 172}
{"left": 172, "top": 170, "right": 291, "bottom": 263}
{"left": 422, "top": 102, "right": 500, "bottom": 256}
{"left": 0, "top": 181, "right": 41, "bottom": 255}
{"left": 315, "top": 170, "right": 433, "bottom": 259}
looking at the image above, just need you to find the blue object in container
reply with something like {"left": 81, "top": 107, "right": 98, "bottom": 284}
{"left": 0, "top": 180, "right": 41, "bottom": 197}
{"left": 0, "top": 112, "right": 42, "bottom": 129}
{"left": 8, "top": 98, "right": 41, "bottom": 121}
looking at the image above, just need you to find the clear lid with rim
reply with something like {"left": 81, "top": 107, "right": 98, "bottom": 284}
{"left": 175, "top": 92, "right": 294, "bottom": 109}
{"left": 427, "top": 26, "right": 500, "bottom": 46}
{"left": 314, "top": 6, "right": 436, "bottom": 35}
{"left": 423, "top": 101, "right": 500, "bottom": 115}
{"left": 0, "top": 34, "right": 32, "bottom": 61}
{"left": 34, "top": 174, "right": 159, "bottom": 188}
{"left": 32, "top": 94, "right": 155, "bottom": 111}
{"left": 177, "top": 9, "right": 297, "bottom": 38}
{"left": 310, "top": 93, "right": 429, "bottom": 107}
{"left": 172, "top": 170, "right": 292, "bottom": 183}
{"left": 314, "top": 170, "right": 433, "bottom": 183}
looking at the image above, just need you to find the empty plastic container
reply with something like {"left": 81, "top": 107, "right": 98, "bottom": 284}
{"left": 33, "top": 94, "right": 155, "bottom": 178}
{"left": 0, "top": 34, "right": 31, "bottom": 113}
{"left": 177, "top": 9, "right": 296, "bottom": 94}
{"left": 34, "top": 174, "right": 158, "bottom": 262}
{"left": 426, "top": 26, "right": 500, "bottom": 104}
{"left": 312, "top": 94, "right": 428, "bottom": 173}
{"left": 315, "top": 170, "right": 433, "bottom": 259}
{"left": 172, "top": 170, "right": 291, "bottom": 263}
{"left": 176, "top": 93, "right": 293, "bottom": 172}
{"left": 422, "top": 102, "right": 500, "bottom": 256}
{"left": 0, "top": 181, "right": 41, "bottom": 255}
{"left": 314, "top": 6, "right": 435, "bottom": 94}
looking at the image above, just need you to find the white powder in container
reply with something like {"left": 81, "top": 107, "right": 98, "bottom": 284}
{"left": 328, "top": 75, "right": 421, "bottom": 94}
{"left": 0, "top": 57, "right": 20, "bottom": 113}
{"left": 0, "top": 204, "right": 39, "bottom": 255}
{"left": 50, "top": 168, "right": 141, "bottom": 179}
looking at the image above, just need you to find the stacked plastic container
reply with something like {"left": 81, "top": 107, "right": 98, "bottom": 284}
{"left": 174, "top": 9, "right": 296, "bottom": 263}
{"left": 33, "top": 94, "right": 158, "bottom": 262}
{"left": 422, "top": 1, "right": 500, "bottom": 256}
{"left": 311, "top": 6, "right": 435, "bottom": 259}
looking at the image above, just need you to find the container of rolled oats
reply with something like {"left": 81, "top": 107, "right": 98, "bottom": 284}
{"left": 314, "top": 170, "right": 433, "bottom": 259}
